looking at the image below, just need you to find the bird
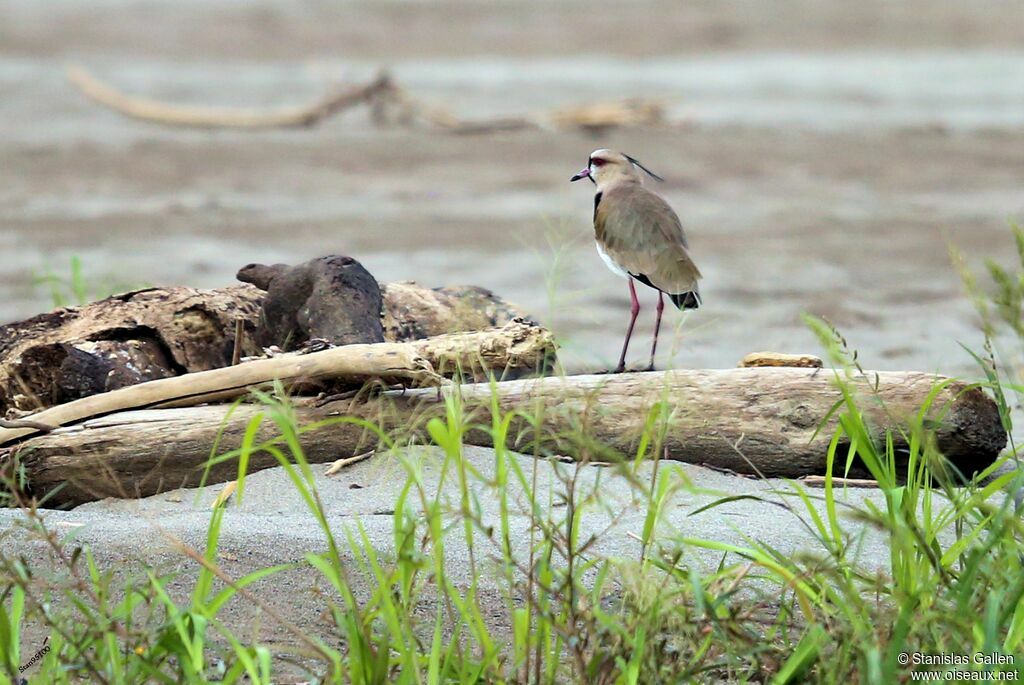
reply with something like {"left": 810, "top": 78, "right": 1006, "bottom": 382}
{"left": 570, "top": 149, "right": 701, "bottom": 373}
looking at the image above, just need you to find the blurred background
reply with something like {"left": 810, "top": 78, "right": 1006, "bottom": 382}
{"left": 2, "top": 0, "right": 1023, "bottom": 374}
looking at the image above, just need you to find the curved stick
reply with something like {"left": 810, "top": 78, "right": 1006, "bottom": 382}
{"left": 66, "top": 65, "right": 394, "bottom": 129}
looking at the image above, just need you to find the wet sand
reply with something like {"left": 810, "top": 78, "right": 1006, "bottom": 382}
{"left": 2, "top": 1, "right": 1024, "bottom": 374}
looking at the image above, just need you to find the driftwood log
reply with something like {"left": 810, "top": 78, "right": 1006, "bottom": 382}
{"left": 67, "top": 66, "right": 396, "bottom": 130}
{"left": 0, "top": 278, "right": 529, "bottom": 414}
{"left": 66, "top": 64, "right": 667, "bottom": 135}
{"left": 3, "top": 369, "right": 1005, "bottom": 508}
{"left": 0, "top": 320, "right": 555, "bottom": 446}
{"left": 0, "top": 285, "right": 263, "bottom": 414}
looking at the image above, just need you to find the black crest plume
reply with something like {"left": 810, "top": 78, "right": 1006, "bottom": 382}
{"left": 623, "top": 154, "right": 664, "bottom": 182}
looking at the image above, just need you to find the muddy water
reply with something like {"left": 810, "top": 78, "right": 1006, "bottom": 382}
{"left": 2, "top": 0, "right": 1024, "bottom": 376}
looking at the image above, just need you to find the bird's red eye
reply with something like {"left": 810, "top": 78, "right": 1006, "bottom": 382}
{"left": 591, "top": 158, "right": 606, "bottom": 167}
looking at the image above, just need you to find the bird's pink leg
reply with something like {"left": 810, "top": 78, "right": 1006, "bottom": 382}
{"left": 615, "top": 279, "right": 641, "bottom": 373}
{"left": 647, "top": 291, "right": 664, "bottom": 371}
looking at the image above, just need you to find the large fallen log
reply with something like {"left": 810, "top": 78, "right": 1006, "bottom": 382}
{"left": 0, "top": 320, "right": 554, "bottom": 446}
{"left": 3, "top": 369, "right": 1004, "bottom": 508}
{"left": 0, "top": 285, "right": 263, "bottom": 414}
{"left": 0, "top": 279, "right": 529, "bottom": 413}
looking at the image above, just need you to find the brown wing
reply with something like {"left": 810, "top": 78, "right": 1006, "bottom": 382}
{"left": 594, "top": 184, "right": 702, "bottom": 298}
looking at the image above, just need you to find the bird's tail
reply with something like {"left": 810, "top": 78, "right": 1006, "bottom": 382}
{"left": 669, "top": 290, "right": 702, "bottom": 310}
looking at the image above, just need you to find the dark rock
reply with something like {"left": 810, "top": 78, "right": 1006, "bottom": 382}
{"left": 245, "top": 256, "right": 385, "bottom": 350}
{"left": 236, "top": 263, "right": 289, "bottom": 291}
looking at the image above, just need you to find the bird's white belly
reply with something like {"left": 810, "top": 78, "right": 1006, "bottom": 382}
{"left": 596, "top": 242, "right": 629, "bottom": 279}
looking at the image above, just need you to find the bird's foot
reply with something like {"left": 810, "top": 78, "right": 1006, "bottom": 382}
{"left": 645, "top": 363, "right": 656, "bottom": 372}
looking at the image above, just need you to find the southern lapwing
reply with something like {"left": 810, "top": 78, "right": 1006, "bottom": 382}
{"left": 571, "top": 149, "right": 702, "bottom": 373}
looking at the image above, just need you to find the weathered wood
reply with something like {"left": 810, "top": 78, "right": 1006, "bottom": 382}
{"left": 0, "top": 320, "right": 554, "bottom": 446}
{"left": 739, "top": 352, "right": 823, "bottom": 368}
{"left": 0, "top": 345, "right": 433, "bottom": 448}
{"left": 0, "top": 280, "right": 531, "bottom": 413}
{"left": 67, "top": 66, "right": 396, "bottom": 129}
{"left": 0, "top": 285, "right": 265, "bottom": 414}
{"left": 379, "top": 282, "right": 527, "bottom": 342}
{"left": 67, "top": 65, "right": 665, "bottom": 136}
{"left": 407, "top": 317, "right": 555, "bottom": 380}
{"left": 4, "top": 369, "right": 1004, "bottom": 508}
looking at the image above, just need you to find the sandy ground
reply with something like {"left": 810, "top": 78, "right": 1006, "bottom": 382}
{"left": 0, "top": 446, "right": 908, "bottom": 679}
{"left": 2, "top": 0, "right": 1024, "bottom": 677}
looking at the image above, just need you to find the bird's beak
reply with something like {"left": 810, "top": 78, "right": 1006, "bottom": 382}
{"left": 570, "top": 168, "right": 590, "bottom": 182}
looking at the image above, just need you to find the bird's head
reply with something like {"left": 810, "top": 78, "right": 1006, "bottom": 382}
{"left": 570, "top": 149, "right": 663, "bottom": 189}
